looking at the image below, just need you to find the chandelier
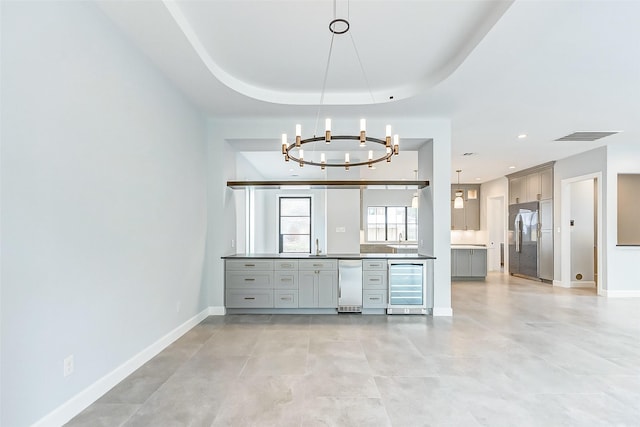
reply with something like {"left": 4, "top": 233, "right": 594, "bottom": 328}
{"left": 281, "top": 3, "right": 399, "bottom": 170}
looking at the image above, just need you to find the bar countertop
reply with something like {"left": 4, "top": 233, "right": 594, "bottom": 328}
{"left": 222, "top": 253, "right": 436, "bottom": 260}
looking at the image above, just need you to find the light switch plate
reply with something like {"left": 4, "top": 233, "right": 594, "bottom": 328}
{"left": 336, "top": 227, "right": 346, "bottom": 233}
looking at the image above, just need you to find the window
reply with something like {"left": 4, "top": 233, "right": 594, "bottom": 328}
{"left": 279, "top": 197, "right": 311, "bottom": 253}
{"left": 367, "top": 206, "right": 417, "bottom": 242}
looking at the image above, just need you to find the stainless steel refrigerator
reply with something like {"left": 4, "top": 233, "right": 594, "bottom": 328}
{"left": 338, "top": 260, "right": 362, "bottom": 312}
{"left": 509, "top": 202, "right": 539, "bottom": 279}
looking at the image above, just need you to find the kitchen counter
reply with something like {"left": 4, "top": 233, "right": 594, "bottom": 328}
{"left": 223, "top": 253, "right": 436, "bottom": 260}
{"left": 451, "top": 244, "right": 487, "bottom": 250}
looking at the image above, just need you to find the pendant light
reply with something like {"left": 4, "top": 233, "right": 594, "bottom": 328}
{"left": 454, "top": 169, "right": 464, "bottom": 209}
{"left": 411, "top": 170, "right": 419, "bottom": 208}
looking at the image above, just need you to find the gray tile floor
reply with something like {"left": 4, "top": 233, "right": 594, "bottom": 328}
{"left": 67, "top": 273, "right": 640, "bottom": 426}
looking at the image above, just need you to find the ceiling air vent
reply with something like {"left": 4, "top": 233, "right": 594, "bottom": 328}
{"left": 555, "top": 131, "right": 618, "bottom": 142}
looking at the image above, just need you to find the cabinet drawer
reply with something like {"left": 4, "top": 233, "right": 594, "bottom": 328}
{"left": 298, "top": 259, "right": 337, "bottom": 271}
{"left": 274, "top": 271, "right": 298, "bottom": 289}
{"left": 225, "top": 271, "right": 274, "bottom": 289}
{"left": 363, "top": 260, "right": 387, "bottom": 270}
{"left": 226, "top": 260, "right": 274, "bottom": 271}
{"left": 363, "top": 271, "right": 387, "bottom": 289}
{"left": 363, "top": 290, "right": 387, "bottom": 308}
{"left": 275, "top": 260, "right": 298, "bottom": 271}
{"left": 226, "top": 289, "right": 274, "bottom": 308}
{"left": 274, "top": 290, "right": 298, "bottom": 308}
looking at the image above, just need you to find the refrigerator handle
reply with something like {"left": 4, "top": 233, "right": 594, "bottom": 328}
{"left": 515, "top": 215, "right": 522, "bottom": 253}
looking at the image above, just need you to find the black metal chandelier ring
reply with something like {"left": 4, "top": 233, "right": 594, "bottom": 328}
{"left": 329, "top": 18, "right": 349, "bottom": 34}
{"left": 285, "top": 135, "right": 393, "bottom": 168}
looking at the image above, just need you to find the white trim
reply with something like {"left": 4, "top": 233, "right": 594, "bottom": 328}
{"left": 603, "top": 290, "right": 640, "bottom": 298}
{"left": 32, "top": 308, "right": 210, "bottom": 427}
{"left": 570, "top": 280, "right": 596, "bottom": 288}
{"left": 209, "top": 306, "right": 226, "bottom": 315}
{"left": 553, "top": 280, "right": 596, "bottom": 288}
{"left": 432, "top": 306, "right": 453, "bottom": 316}
{"left": 560, "top": 172, "right": 603, "bottom": 294}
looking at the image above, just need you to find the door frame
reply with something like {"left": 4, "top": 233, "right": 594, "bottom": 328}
{"left": 559, "top": 172, "right": 603, "bottom": 295}
{"left": 487, "top": 195, "right": 506, "bottom": 272}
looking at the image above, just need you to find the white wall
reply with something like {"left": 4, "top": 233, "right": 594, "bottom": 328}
{"left": 1, "top": 3, "right": 207, "bottom": 425}
{"left": 326, "top": 189, "right": 360, "bottom": 254}
{"left": 570, "top": 179, "right": 595, "bottom": 283}
{"left": 553, "top": 147, "right": 607, "bottom": 283}
{"left": 605, "top": 140, "right": 640, "bottom": 294}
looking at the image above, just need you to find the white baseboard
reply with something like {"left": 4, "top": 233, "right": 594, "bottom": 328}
{"left": 33, "top": 308, "right": 210, "bottom": 427}
{"left": 209, "top": 306, "right": 226, "bottom": 315}
{"left": 432, "top": 306, "right": 453, "bottom": 317}
{"left": 570, "top": 280, "right": 596, "bottom": 288}
{"left": 553, "top": 280, "right": 596, "bottom": 288}
{"left": 603, "top": 290, "right": 640, "bottom": 298}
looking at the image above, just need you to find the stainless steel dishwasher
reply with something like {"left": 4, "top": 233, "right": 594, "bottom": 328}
{"left": 338, "top": 260, "right": 362, "bottom": 312}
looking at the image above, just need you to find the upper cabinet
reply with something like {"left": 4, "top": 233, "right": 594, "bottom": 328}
{"left": 451, "top": 184, "right": 480, "bottom": 230}
{"left": 507, "top": 162, "right": 554, "bottom": 204}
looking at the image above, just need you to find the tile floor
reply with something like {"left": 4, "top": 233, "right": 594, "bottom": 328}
{"left": 66, "top": 273, "right": 640, "bottom": 426}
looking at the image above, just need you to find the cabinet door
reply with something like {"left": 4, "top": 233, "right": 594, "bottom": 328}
{"left": 470, "top": 250, "right": 487, "bottom": 277}
{"left": 540, "top": 168, "right": 553, "bottom": 200}
{"left": 318, "top": 271, "right": 337, "bottom": 308}
{"left": 509, "top": 176, "right": 525, "bottom": 204}
{"left": 298, "top": 271, "right": 317, "bottom": 307}
{"left": 464, "top": 196, "right": 480, "bottom": 230}
{"left": 526, "top": 173, "right": 541, "bottom": 202}
{"left": 454, "top": 249, "right": 473, "bottom": 276}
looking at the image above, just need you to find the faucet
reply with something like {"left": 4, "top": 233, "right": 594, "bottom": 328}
{"left": 398, "top": 232, "right": 403, "bottom": 245}
{"left": 315, "top": 238, "right": 321, "bottom": 256}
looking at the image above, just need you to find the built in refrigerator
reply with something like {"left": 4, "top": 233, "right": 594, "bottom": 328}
{"left": 508, "top": 201, "right": 539, "bottom": 279}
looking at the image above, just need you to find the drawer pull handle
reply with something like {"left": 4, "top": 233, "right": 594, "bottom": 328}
{"left": 244, "top": 278, "right": 255, "bottom": 281}
{"left": 371, "top": 264, "right": 381, "bottom": 267}
{"left": 244, "top": 297, "right": 255, "bottom": 300}
{"left": 280, "top": 297, "right": 292, "bottom": 301}
{"left": 313, "top": 263, "right": 323, "bottom": 267}
{"left": 370, "top": 297, "right": 380, "bottom": 301}
{"left": 244, "top": 264, "right": 256, "bottom": 267}
{"left": 281, "top": 278, "right": 292, "bottom": 281}
{"left": 370, "top": 278, "right": 380, "bottom": 281}
{"left": 281, "top": 263, "right": 292, "bottom": 268}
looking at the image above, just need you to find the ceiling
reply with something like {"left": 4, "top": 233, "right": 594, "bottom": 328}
{"left": 97, "top": 0, "right": 640, "bottom": 184}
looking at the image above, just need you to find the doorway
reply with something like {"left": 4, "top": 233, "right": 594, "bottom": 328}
{"left": 560, "top": 173, "right": 602, "bottom": 294}
{"left": 487, "top": 196, "right": 506, "bottom": 272}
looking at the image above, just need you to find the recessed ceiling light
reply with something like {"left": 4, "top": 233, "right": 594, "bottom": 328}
{"left": 475, "top": 177, "right": 481, "bottom": 181}
{"left": 518, "top": 134, "right": 527, "bottom": 139}
{"left": 509, "top": 166, "right": 516, "bottom": 169}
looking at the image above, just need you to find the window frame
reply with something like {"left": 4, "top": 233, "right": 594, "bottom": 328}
{"left": 278, "top": 196, "right": 312, "bottom": 253}
{"left": 366, "top": 205, "right": 417, "bottom": 243}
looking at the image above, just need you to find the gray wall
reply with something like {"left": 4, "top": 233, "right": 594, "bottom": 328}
{"left": 1, "top": 3, "right": 207, "bottom": 425}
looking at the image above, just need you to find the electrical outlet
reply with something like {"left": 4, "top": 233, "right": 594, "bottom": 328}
{"left": 63, "top": 355, "right": 74, "bottom": 377}
{"left": 231, "top": 239, "right": 235, "bottom": 248}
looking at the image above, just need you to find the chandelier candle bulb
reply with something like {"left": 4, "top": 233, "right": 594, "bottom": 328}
{"left": 386, "top": 147, "right": 392, "bottom": 162}
{"left": 393, "top": 134, "right": 399, "bottom": 154}
{"left": 368, "top": 150, "right": 373, "bottom": 168}
{"left": 385, "top": 125, "right": 392, "bottom": 147}
{"left": 299, "top": 149, "right": 304, "bottom": 167}
{"left": 345, "top": 153, "right": 350, "bottom": 170}
{"left": 295, "top": 124, "right": 301, "bottom": 146}
{"left": 360, "top": 119, "right": 366, "bottom": 145}
{"left": 321, "top": 153, "right": 326, "bottom": 170}
{"left": 325, "top": 119, "right": 332, "bottom": 143}
{"left": 281, "top": 133, "right": 288, "bottom": 154}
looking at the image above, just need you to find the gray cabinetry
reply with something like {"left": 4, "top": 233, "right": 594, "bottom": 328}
{"left": 298, "top": 259, "right": 337, "bottom": 308}
{"left": 225, "top": 260, "right": 275, "bottom": 308}
{"left": 274, "top": 260, "right": 299, "bottom": 307}
{"left": 451, "top": 248, "right": 487, "bottom": 279}
{"left": 451, "top": 184, "right": 480, "bottom": 230}
{"left": 508, "top": 163, "right": 554, "bottom": 204}
{"left": 363, "top": 259, "right": 388, "bottom": 308}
